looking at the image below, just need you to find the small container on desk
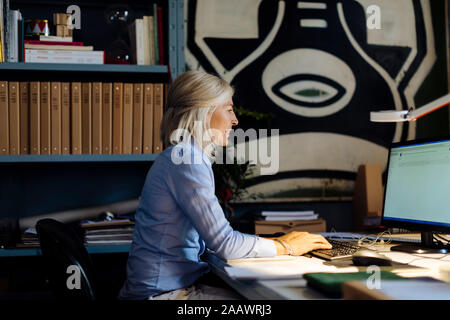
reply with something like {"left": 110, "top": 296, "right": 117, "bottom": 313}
{"left": 255, "top": 219, "right": 326, "bottom": 235}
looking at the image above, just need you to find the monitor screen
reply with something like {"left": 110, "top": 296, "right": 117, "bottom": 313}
{"left": 382, "top": 137, "right": 450, "bottom": 232}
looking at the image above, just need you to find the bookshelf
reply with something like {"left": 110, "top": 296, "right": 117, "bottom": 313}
{"left": 0, "top": 153, "right": 158, "bottom": 162}
{"left": 0, "top": 0, "right": 185, "bottom": 225}
{"left": 0, "top": 62, "right": 169, "bottom": 73}
{"left": 0, "top": 244, "right": 131, "bottom": 257}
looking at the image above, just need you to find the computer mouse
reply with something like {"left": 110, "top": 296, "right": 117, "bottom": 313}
{"left": 352, "top": 249, "right": 392, "bottom": 266}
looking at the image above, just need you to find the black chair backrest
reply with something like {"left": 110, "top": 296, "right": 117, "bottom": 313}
{"left": 36, "top": 218, "right": 96, "bottom": 301}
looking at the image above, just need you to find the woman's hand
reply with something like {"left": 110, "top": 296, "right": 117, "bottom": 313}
{"left": 272, "top": 231, "right": 332, "bottom": 256}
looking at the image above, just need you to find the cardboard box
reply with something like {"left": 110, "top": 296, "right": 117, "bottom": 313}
{"left": 254, "top": 219, "right": 326, "bottom": 235}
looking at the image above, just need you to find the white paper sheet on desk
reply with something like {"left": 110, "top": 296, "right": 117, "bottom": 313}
{"left": 224, "top": 256, "right": 358, "bottom": 280}
{"left": 226, "top": 255, "right": 297, "bottom": 264}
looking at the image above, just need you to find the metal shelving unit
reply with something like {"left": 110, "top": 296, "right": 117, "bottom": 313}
{"left": 0, "top": 0, "right": 186, "bottom": 233}
{"left": 0, "top": 62, "right": 169, "bottom": 74}
{"left": 0, "top": 153, "right": 159, "bottom": 163}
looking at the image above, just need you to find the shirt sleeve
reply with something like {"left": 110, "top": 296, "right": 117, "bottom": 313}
{"left": 166, "top": 156, "right": 276, "bottom": 260}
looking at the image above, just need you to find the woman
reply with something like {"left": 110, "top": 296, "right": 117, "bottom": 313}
{"left": 119, "top": 71, "right": 331, "bottom": 300}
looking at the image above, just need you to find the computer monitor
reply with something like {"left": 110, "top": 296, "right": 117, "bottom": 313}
{"left": 381, "top": 135, "right": 450, "bottom": 253}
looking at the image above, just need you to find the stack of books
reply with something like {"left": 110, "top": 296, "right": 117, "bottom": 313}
{"left": 19, "top": 227, "right": 39, "bottom": 247}
{"left": 0, "top": 81, "right": 165, "bottom": 155}
{"left": 0, "top": 6, "right": 103, "bottom": 64}
{"left": 80, "top": 219, "right": 135, "bottom": 245}
{"left": 257, "top": 210, "right": 319, "bottom": 221}
{"left": 128, "top": 3, "right": 164, "bottom": 65}
{"left": 24, "top": 37, "right": 104, "bottom": 64}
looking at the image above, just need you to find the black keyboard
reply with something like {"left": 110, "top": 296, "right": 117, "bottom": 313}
{"left": 309, "top": 239, "right": 361, "bottom": 260}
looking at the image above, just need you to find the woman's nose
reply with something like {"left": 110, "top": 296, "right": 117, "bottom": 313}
{"left": 231, "top": 113, "right": 239, "bottom": 126}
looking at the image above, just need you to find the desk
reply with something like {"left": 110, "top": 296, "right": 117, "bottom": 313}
{"left": 206, "top": 244, "right": 450, "bottom": 300}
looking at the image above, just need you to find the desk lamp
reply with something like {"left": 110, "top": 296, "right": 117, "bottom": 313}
{"left": 370, "top": 93, "right": 450, "bottom": 122}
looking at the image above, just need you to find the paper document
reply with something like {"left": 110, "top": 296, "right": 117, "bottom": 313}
{"left": 224, "top": 256, "right": 358, "bottom": 280}
{"left": 263, "top": 214, "right": 319, "bottom": 221}
{"left": 226, "top": 255, "right": 297, "bottom": 264}
{"left": 261, "top": 211, "right": 314, "bottom": 217}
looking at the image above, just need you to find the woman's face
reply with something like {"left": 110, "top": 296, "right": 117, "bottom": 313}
{"left": 209, "top": 98, "right": 239, "bottom": 146}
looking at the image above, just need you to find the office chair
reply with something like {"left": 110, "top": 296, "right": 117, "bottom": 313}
{"left": 36, "top": 218, "right": 96, "bottom": 301}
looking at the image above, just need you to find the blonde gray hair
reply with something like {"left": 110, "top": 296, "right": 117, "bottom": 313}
{"left": 160, "top": 71, "right": 234, "bottom": 157}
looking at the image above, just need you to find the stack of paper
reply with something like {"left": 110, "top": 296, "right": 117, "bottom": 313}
{"left": 80, "top": 219, "right": 135, "bottom": 245}
{"left": 259, "top": 210, "right": 319, "bottom": 221}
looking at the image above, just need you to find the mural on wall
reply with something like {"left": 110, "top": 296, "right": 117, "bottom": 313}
{"left": 185, "top": 0, "right": 448, "bottom": 201}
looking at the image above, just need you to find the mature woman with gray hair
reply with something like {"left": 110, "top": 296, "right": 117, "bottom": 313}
{"left": 119, "top": 71, "right": 331, "bottom": 300}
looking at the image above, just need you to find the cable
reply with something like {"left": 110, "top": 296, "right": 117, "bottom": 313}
{"left": 357, "top": 230, "right": 392, "bottom": 248}
{"left": 434, "top": 233, "right": 450, "bottom": 245}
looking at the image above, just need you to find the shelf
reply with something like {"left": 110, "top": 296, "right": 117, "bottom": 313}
{"left": 0, "top": 62, "right": 169, "bottom": 74}
{"left": 0, "top": 153, "right": 159, "bottom": 163}
{"left": 0, "top": 244, "right": 131, "bottom": 257}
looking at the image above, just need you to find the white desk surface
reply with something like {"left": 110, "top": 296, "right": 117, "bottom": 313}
{"left": 206, "top": 244, "right": 450, "bottom": 300}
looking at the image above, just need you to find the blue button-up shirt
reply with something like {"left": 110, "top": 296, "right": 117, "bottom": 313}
{"left": 119, "top": 139, "right": 276, "bottom": 300}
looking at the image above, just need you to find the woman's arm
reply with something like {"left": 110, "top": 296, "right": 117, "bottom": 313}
{"left": 166, "top": 156, "right": 276, "bottom": 260}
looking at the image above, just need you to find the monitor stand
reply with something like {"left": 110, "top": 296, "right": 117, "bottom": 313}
{"left": 391, "top": 232, "right": 449, "bottom": 254}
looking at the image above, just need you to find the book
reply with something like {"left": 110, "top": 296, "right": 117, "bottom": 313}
{"left": 147, "top": 16, "right": 155, "bottom": 65}
{"left": 157, "top": 7, "right": 164, "bottom": 65}
{"left": 136, "top": 19, "right": 145, "bottom": 65}
{"left": 153, "top": 4, "right": 159, "bottom": 65}
{"left": 142, "top": 16, "right": 151, "bottom": 65}
{"left": 342, "top": 279, "right": 450, "bottom": 300}
{"left": 8, "top": 10, "right": 20, "bottom": 62}
{"left": 50, "top": 82, "right": 61, "bottom": 154}
{"left": 132, "top": 83, "right": 143, "bottom": 154}
{"left": 18, "top": 18, "right": 24, "bottom": 62}
{"left": 24, "top": 49, "right": 104, "bottom": 64}
{"left": 61, "top": 82, "right": 70, "bottom": 154}
{"left": 19, "top": 82, "right": 29, "bottom": 154}
{"left": 92, "top": 82, "right": 102, "bottom": 154}
{"left": 29, "top": 82, "right": 40, "bottom": 154}
{"left": 130, "top": 19, "right": 145, "bottom": 65}
{"left": 40, "top": 82, "right": 51, "bottom": 155}
{"left": 102, "top": 83, "right": 112, "bottom": 154}
{"left": 0, "top": 81, "right": 9, "bottom": 154}
{"left": 71, "top": 82, "right": 82, "bottom": 154}
{"left": 0, "top": 0, "right": 4, "bottom": 62}
{"left": 142, "top": 83, "right": 153, "bottom": 154}
{"left": 25, "top": 35, "right": 73, "bottom": 42}
{"left": 262, "top": 215, "right": 319, "bottom": 221}
{"left": 8, "top": 82, "right": 20, "bottom": 155}
{"left": 81, "top": 82, "right": 92, "bottom": 154}
{"left": 80, "top": 219, "right": 134, "bottom": 229}
{"left": 85, "top": 239, "right": 132, "bottom": 245}
{"left": 85, "top": 234, "right": 133, "bottom": 241}
{"left": 261, "top": 210, "right": 315, "bottom": 217}
{"left": 153, "top": 83, "right": 163, "bottom": 153}
{"left": 24, "top": 40, "right": 84, "bottom": 46}
{"left": 2, "top": 0, "right": 9, "bottom": 62}
{"left": 112, "top": 83, "right": 123, "bottom": 154}
{"left": 24, "top": 44, "right": 93, "bottom": 51}
{"left": 122, "top": 83, "right": 133, "bottom": 154}
{"left": 84, "top": 226, "right": 134, "bottom": 236}
{"left": 304, "top": 271, "right": 405, "bottom": 298}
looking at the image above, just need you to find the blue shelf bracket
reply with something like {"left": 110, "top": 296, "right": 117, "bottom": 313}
{"left": 169, "top": 0, "right": 185, "bottom": 80}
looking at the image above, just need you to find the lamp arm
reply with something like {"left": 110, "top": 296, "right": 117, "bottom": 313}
{"left": 370, "top": 93, "right": 450, "bottom": 122}
{"left": 407, "top": 93, "right": 450, "bottom": 121}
